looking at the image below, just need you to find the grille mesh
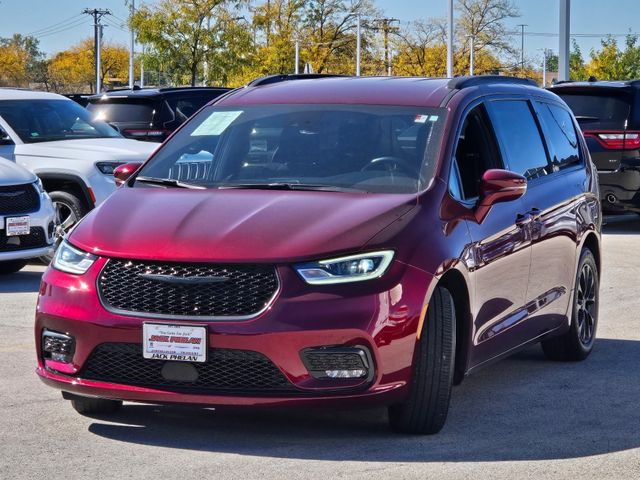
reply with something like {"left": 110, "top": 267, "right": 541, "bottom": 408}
{"left": 0, "top": 227, "right": 46, "bottom": 252}
{"left": 80, "top": 343, "right": 297, "bottom": 394}
{"left": 0, "top": 183, "right": 40, "bottom": 214}
{"left": 98, "top": 259, "right": 278, "bottom": 318}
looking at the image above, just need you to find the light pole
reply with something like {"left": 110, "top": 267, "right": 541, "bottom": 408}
{"left": 559, "top": 0, "right": 570, "bottom": 81}
{"left": 356, "top": 14, "right": 361, "bottom": 76}
{"left": 468, "top": 35, "right": 475, "bottom": 75}
{"left": 447, "top": 0, "right": 453, "bottom": 77}
{"left": 295, "top": 40, "right": 300, "bottom": 74}
{"left": 128, "top": 0, "right": 135, "bottom": 89}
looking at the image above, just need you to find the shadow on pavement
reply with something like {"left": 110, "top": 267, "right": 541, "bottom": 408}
{"left": 602, "top": 214, "right": 640, "bottom": 234}
{"left": 87, "top": 338, "right": 640, "bottom": 462}
{"left": 0, "top": 270, "right": 43, "bottom": 293}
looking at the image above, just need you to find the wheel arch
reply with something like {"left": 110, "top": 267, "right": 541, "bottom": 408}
{"left": 581, "top": 232, "right": 601, "bottom": 276}
{"left": 37, "top": 173, "right": 94, "bottom": 211}
{"left": 437, "top": 268, "right": 472, "bottom": 384}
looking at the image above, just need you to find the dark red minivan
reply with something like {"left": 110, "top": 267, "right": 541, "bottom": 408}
{"left": 36, "top": 75, "right": 601, "bottom": 434}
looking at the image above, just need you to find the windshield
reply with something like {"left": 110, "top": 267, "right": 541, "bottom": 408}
{"left": 87, "top": 99, "right": 155, "bottom": 123}
{"left": 557, "top": 92, "right": 631, "bottom": 130}
{"left": 0, "top": 99, "right": 121, "bottom": 143}
{"left": 136, "top": 104, "right": 446, "bottom": 194}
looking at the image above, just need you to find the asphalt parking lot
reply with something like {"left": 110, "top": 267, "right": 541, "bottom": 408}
{"left": 1, "top": 215, "right": 639, "bottom": 480}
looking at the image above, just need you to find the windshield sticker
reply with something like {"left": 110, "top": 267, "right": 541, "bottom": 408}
{"left": 191, "top": 111, "right": 243, "bottom": 136}
{"left": 414, "top": 114, "right": 429, "bottom": 123}
{"left": 428, "top": 115, "right": 439, "bottom": 122}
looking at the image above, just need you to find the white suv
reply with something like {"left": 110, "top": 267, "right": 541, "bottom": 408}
{"left": 0, "top": 158, "right": 55, "bottom": 273}
{"left": 0, "top": 89, "right": 157, "bottom": 240}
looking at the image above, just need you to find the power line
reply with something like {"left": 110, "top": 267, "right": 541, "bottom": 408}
{"left": 33, "top": 19, "right": 89, "bottom": 39}
{"left": 27, "top": 14, "right": 85, "bottom": 36}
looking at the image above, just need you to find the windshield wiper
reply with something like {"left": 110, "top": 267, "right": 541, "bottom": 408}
{"left": 136, "top": 176, "right": 205, "bottom": 190}
{"left": 215, "top": 182, "right": 364, "bottom": 193}
{"left": 574, "top": 115, "right": 600, "bottom": 122}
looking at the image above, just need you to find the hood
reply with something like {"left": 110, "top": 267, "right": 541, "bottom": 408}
{"left": 14, "top": 138, "right": 157, "bottom": 162}
{"left": 0, "top": 158, "right": 36, "bottom": 186}
{"left": 70, "top": 188, "right": 417, "bottom": 262}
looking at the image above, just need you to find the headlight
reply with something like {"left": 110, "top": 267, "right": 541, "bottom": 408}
{"left": 295, "top": 250, "right": 394, "bottom": 285}
{"left": 96, "top": 162, "right": 124, "bottom": 175}
{"left": 33, "top": 177, "right": 46, "bottom": 194}
{"left": 52, "top": 240, "right": 98, "bottom": 275}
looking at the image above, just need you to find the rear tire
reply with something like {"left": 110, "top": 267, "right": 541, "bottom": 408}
{"left": 70, "top": 395, "right": 122, "bottom": 415}
{"left": 0, "top": 260, "right": 28, "bottom": 274}
{"left": 541, "top": 248, "right": 598, "bottom": 361}
{"left": 388, "top": 286, "right": 456, "bottom": 434}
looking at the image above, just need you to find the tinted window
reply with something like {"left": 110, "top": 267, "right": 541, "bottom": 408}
{"left": 537, "top": 102, "right": 581, "bottom": 170}
{"left": 489, "top": 100, "right": 549, "bottom": 180}
{"left": 87, "top": 99, "right": 155, "bottom": 123}
{"left": 0, "top": 99, "right": 121, "bottom": 143}
{"left": 452, "top": 104, "right": 504, "bottom": 200}
{"left": 137, "top": 104, "right": 447, "bottom": 194}
{"left": 165, "top": 95, "right": 214, "bottom": 123}
{"left": 556, "top": 92, "right": 631, "bottom": 130}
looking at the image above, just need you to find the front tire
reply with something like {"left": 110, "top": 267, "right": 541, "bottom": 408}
{"left": 41, "top": 191, "right": 88, "bottom": 263}
{"left": 388, "top": 286, "right": 456, "bottom": 434}
{"left": 541, "top": 248, "right": 599, "bottom": 361}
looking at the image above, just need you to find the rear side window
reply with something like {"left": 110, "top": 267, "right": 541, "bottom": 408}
{"left": 488, "top": 100, "right": 550, "bottom": 180}
{"left": 557, "top": 92, "right": 631, "bottom": 130}
{"left": 87, "top": 100, "right": 155, "bottom": 123}
{"left": 537, "top": 102, "right": 581, "bottom": 170}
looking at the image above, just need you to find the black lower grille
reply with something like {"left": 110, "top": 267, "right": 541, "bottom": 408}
{"left": 0, "top": 227, "right": 46, "bottom": 252}
{"left": 98, "top": 259, "right": 279, "bottom": 318}
{"left": 81, "top": 343, "right": 298, "bottom": 395}
{"left": 0, "top": 183, "right": 40, "bottom": 214}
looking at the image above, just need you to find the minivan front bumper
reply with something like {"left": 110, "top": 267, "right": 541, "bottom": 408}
{"left": 35, "top": 256, "right": 433, "bottom": 408}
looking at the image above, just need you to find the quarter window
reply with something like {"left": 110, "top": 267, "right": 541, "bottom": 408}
{"left": 537, "top": 102, "right": 581, "bottom": 170}
{"left": 488, "top": 100, "right": 550, "bottom": 180}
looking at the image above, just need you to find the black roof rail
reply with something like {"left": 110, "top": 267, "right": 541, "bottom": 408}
{"left": 447, "top": 75, "right": 537, "bottom": 90}
{"left": 247, "top": 74, "right": 348, "bottom": 87}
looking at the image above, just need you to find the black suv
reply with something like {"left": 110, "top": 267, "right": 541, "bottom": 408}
{"left": 86, "top": 87, "right": 230, "bottom": 142}
{"left": 549, "top": 80, "right": 640, "bottom": 213}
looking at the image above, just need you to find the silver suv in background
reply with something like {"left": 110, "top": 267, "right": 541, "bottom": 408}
{"left": 0, "top": 158, "right": 55, "bottom": 274}
{"left": 0, "top": 89, "right": 157, "bottom": 243}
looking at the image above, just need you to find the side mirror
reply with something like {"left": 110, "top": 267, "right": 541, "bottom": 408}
{"left": 0, "top": 127, "right": 14, "bottom": 146}
{"left": 475, "top": 169, "right": 527, "bottom": 223}
{"left": 114, "top": 162, "right": 142, "bottom": 187}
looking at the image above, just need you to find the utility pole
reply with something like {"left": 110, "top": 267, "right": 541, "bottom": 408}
{"left": 294, "top": 40, "right": 300, "bottom": 74}
{"left": 542, "top": 49, "right": 548, "bottom": 87}
{"left": 372, "top": 18, "right": 399, "bottom": 76}
{"left": 517, "top": 24, "right": 527, "bottom": 73}
{"left": 83, "top": 8, "right": 111, "bottom": 93}
{"left": 447, "top": 0, "right": 453, "bottom": 78}
{"left": 128, "top": 0, "right": 135, "bottom": 89}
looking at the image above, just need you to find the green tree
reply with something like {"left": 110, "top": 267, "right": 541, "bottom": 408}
{"left": 131, "top": 0, "right": 249, "bottom": 86}
{"left": 0, "top": 34, "right": 46, "bottom": 88}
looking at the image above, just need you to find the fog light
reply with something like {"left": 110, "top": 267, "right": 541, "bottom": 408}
{"left": 325, "top": 369, "right": 367, "bottom": 379}
{"left": 301, "top": 346, "right": 373, "bottom": 380}
{"left": 42, "top": 330, "right": 75, "bottom": 363}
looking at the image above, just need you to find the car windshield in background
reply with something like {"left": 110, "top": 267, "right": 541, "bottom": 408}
{"left": 87, "top": 99, "right": 155, "bottom": 123}
{"left": 136, "top": 104, "right": 446, "bottom": 194}
{"left": 0, "top": 99, "right": 121, "bottom": 144}
{"left": 558, "top": 92, "right": 631, "bottom": 129}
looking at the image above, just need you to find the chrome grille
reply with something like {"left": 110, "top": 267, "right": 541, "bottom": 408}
{"left": 0, "top": 183, "right": 40, "bottom": 215}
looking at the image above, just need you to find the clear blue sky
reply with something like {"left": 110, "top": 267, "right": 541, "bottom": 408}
{"left": 1, "top": 0, "right": 639, "bottom": 65}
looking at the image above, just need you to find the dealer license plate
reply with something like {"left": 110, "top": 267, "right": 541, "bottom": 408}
{"left": 143, "top": 323, "right": 207, "bottom": 363}
{"left": 6, "top": 216, "right": 30, "bottom": 236}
